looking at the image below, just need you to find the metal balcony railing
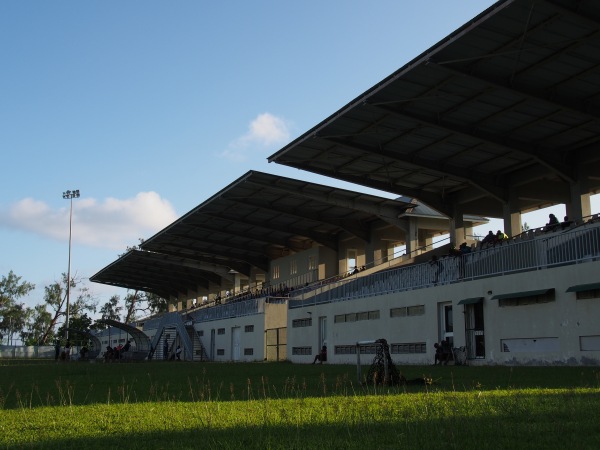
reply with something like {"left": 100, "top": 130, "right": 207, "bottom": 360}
{"left": 289, "top": 223, "right": 600, "bottom": 308}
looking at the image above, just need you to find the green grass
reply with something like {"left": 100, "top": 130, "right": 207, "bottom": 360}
{"left": 1, "top": 361, "right": 600, "bottom": 449}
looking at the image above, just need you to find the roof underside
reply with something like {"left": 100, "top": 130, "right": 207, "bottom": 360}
{"left": 268, "top": 0, "right": 600, "bottom": 218}
{"left": 91, "top": 171, "right": 413, "bottom": 298}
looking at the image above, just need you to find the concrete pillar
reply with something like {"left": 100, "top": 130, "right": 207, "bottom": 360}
{"left": 449, "top": 206, "right": 465, "bottom": 246}
{"left": 502, "top": 203, "right": 522, "bottom": 237}
{"left": 365, "top": 226, "right": 376, "bottom": 267}
{"left": 567, "top": 179, "right": 591, "bottom": 221}
{"left": 406, "top": 217, "right": 419, "bottom": 256}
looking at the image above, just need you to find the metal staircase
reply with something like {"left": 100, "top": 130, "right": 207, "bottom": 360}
{"left": 148, "top": 312, "right": 194, "bottom": 361}
{"left": 186, "top": 325, "right": 209, "bottom": 361}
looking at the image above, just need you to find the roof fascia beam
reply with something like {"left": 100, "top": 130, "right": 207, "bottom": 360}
{"left": 243, "top": 178, "right": 411, "bottom": 230}
{"left": 141, "top": 245, "right": 269, "bottom": 273}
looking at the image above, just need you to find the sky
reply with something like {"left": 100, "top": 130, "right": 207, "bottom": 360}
{"left": 1, "top": 1, "right": 598, "bottom": 315}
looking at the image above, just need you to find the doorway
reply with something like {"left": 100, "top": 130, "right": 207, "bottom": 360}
{"left": 318, "top": 316, "right": 327, "bottom": 349}
{"left": 231, "top": 327, "right": 241, "bottom": 361}
{"left": 465, "top": 302, "right": 485, "bottom": 359}
{"left": 438, "top": 302, "right": 454, "bottom": 347}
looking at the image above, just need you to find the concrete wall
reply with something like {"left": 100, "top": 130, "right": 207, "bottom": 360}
{"left": 193, "top": 313, "right": 266, "bottom": 362}
{"left": 287, "top": 260, "right": 600, "bottom": 366}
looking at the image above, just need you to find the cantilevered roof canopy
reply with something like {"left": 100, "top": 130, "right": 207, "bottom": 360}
{"left": 268, "top": 0, "right": 600, "bottom": 218}
{"left": 91, "top": 171, "right": 413, "bottom": 298}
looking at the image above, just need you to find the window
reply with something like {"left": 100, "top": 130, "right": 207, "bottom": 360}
{"left": 217, "top": 328, "right": 225, "bottom": 335}
{"left": 292, "top": 346, "right": 312, "bottom": 355}
{"left": 368, "top": 310, "right": 380, "bottom": 320}
{"left": 391, "top": 342, "right": 426, "bottom": 354}
{"left": 244, "top": 348, "right": 254, "bottom": 356}
{"left": 499, "top": 292, "right": 555, "bottom": 307}
{"left": 272, "top": 265, "right": 280, "bottom": 279}
{"left": 391, "top": 304, "right": 425, "bottom": 317}
{"left": 245, "top": 325, "right": 254, "bottom": 332}
{"left": 334, "top": 310, "right": 379, "bottom": 324}
{"left": 390, "top": 307, "right": 407, "bottom": 317}
{"left": 407, "top": 305, "right": 425, "bottom": 316}
{"left": 576, "top": 289, "right": 600, "bottom": 300}
{"left": 308, "top": 255, "right": 317, "bottom": 271}
{"left": 290, "top": 259, "right": 298, "bottom": 275}
{"left": 292, "top": 318, "right": 312, "bottom": 328}
{"left": 335, "top": 345, "right": 356, "bottom": 354}
{"left": 217, "top": 349, "right": 224, "bottom": 356}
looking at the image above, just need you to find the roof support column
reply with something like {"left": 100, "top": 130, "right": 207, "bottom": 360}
{"left": 365, "top": 227, "right": 376, "bottom": 268}
{"left": 502, "top": 202, "right": 522, "bottom": 238}
{"left": 449, "top": 205, "right": 465, "bottom": 247}
{"left": 406, "top": 217, "right": 419, "bottom": 257}
{"left": 567, "top": 172, "right": 591, "bottom": 221}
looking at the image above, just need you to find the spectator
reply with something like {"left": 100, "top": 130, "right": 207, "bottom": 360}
{"left": 546, "top": 214, "right": 559, "bottom": 232}
{"left": 496, "top": 230, "right": 508, "bottom": 244}
{"left": 312, "top": 345, "right": 327, "bottom": 364}
{"left": 433, "top": 343, "right": 443, "bottom": 365}
{"left": 54, "top": 340, "right": 61, "bottom": 361}
{"left": 481, "top": 230, "right": 496, "bottom": 248}
{"left": 459, "top": 242, "right": 471, "bottom": 254}
{"left": 63, "top": 339, "right": 71, "bottom": 361}
{"left": 430, "top": 255, "right": 442, "bottom": 284}
{"left": 440, "top": 339, "right": 452, "bottom": 365}
{"left": 175, "top": 345, "right": 182, "bottom": 361}
{"left": 561, "top": 216, "right": 573, "bottom": 230}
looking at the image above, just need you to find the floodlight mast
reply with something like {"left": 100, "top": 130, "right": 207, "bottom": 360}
{"left": 62, "top": 189, "right": 80, "bottom": 342}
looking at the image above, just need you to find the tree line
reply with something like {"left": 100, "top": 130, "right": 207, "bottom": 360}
{"left": 0, "top": 270, "right": 167, "bottom": 346}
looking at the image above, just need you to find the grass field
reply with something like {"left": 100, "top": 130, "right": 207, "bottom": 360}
{"left": 1, "top": 360, "right": 599, "bottom": 449}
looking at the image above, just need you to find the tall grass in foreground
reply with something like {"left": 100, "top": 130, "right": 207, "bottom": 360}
{"left": 1, "top": 362, "right": 599, "bottom": 448}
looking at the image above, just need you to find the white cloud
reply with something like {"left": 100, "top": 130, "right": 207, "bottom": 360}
{"left": 220, "top": 112, "right": 291, "bottom": 162}
{"left": 0, "top": 192, "right": 177, "bottom": 250}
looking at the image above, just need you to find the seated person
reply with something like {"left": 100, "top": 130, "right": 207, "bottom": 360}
{"left": 561, "top": 216, "right": 573, "bottom": 229}
{"left": 496, "top": 230, "right": 508, "bottom": 244}
{"left": 480, "top": 231, "right": 496, "bottom": 248}
{"left": 440, "top": 339, "right": 452, "bottom": 365}
{"left": 545, "top": 213, "right": 559, "bottom": 232}
{"left": 312, "top": 345, "right": 327, "bottom": 364}
{"left": 448, "top": 244, "right": 462, "bottom": 257}
{"left": 459, "top": 242, "right": 471, "bottom": 254}
{"left": 433, "top": 343, "right": 443, "bottom": 365}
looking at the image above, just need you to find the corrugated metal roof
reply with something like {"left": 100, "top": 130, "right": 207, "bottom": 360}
{"left": 269, "top": 0, "right": 600, "bottom": 218}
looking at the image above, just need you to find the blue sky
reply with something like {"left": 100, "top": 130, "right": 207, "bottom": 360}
{"left": 1, "top": 1, "right": 597, "bottom": 312}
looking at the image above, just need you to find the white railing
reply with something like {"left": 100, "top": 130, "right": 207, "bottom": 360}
{"left": 189, "top": 297, "right": 263, "bottom": 322}
{"left": 289, "top": 223, "right": 600, "bottom": 308}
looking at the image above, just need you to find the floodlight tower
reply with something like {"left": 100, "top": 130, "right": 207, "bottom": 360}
{"left": 62, "top": 189, "right": 80, "bottom": 341}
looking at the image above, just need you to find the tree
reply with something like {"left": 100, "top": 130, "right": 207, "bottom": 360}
{"left": 0, "top": 271, "right": 35, "bottom": 345}
{"left": 22, "top": 304, "right": 52, "bottom": 346}
{"left": 117, "top": 290, "right": 168, "bottom": 324}
{"left": 0, "top": 271, "right": 35, "bottom": 309}
{"left": 99, "top": 295, "right": 123, "bottom": 324}
{"left": 40, "top": 273, "right": 97, "bottom": 344}
{"left": 1, "top": 303, "right": 28, "bottom": 345}
{"left": 57, "top": 313, "right": 94, "bottom": 346}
